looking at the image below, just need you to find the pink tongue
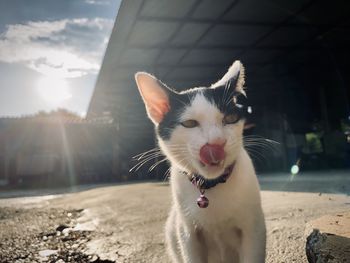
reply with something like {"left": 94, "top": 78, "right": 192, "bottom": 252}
{"left": 199, "top": 144, "right": 225, "bottom": 165}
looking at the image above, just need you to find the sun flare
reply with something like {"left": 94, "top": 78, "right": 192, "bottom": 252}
{"left": 37, "top": 76, "right": 72, "bottom": 105}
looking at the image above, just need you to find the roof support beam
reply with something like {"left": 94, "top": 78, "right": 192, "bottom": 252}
{"left": 138, "top": 15, "right": 350, "bottom": 29}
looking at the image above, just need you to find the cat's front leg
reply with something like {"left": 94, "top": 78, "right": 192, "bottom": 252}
{"left": 165, "top": 208, "right": 182, "bottom": 263}
{"left": 240, "top": 215, "right": 266, "bottom": 263}
{"left": 178, "top": 223, "right": 207, "bottom": 263}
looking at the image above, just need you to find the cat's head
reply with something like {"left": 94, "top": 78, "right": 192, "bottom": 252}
{"left": 135, "top": 61, "right": 247, "bottom": 179}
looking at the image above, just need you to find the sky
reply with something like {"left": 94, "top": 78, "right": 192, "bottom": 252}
{"left": 0, "top": 0, "right": 121, "bottom": 117}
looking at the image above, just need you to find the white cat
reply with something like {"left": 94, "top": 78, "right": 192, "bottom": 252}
{"left": 135, "top": 61, "right": 266, "bottom": 263}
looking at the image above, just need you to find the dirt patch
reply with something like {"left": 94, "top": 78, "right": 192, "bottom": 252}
{"left": 1, "top": 181, "right": 350, "bottom": 262}
{"left": 0, "top": 207, "right": 114, "bottom": 263}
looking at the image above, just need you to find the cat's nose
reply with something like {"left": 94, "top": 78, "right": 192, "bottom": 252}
{"left": 199, "top": 143, "right": 226, "bottom": 166}
{"left": 209, "top": 138, "right": 227, "bottom": 146}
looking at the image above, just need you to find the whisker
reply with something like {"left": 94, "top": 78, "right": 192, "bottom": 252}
{"left": 163, "top": 167, "right": 171, "bottom": 182}
{"left": 244, "top": 135, "right": 280, "bottom": 144}
{"left": 243, "top": 138, "right": 282, "bottom": 154}
{"left": 130, "top": 154, "right": 163, "bottom": 172}
{"left": 245, "top": 147, "right": 268, "bottom": 165}
{"left": 133, "top": 147, "right": 161, "bottom": 159}
{"left": 135, "top": 152, "right": 163, "bottom": 161}
{"left": 149, "top": 158, "right": 168, "bottom": 171}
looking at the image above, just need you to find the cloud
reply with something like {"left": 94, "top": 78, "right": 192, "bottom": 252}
{"left": 85, "top": 0, "right": 112, "bottom": 5}
{"left": 0, "top": 18, "right": 114, "bottom": 78}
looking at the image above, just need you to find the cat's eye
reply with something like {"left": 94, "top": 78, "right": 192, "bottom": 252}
{"left": 223, "top": 113, "right": 240, "bottom": 125}
{"left": 181, "top": 119, "right": 199, "bottom": 128}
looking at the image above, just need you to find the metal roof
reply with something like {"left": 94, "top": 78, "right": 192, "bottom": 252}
{"left": 87, "top": 0, "right": 350, "bottom": 156}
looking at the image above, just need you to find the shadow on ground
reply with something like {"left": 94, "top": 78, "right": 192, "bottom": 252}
{"left": 0, "top": 180, "right": 158, "bottom": 199}
{"left": 0, "top": 170, "right": 349, "bottom": 200}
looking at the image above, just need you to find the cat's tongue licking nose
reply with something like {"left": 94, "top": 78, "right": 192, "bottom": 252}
{"left": 199, "top": 144, "right": 225, "bottom": 166}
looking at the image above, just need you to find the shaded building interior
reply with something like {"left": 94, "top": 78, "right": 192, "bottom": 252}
{"left": 87, "top": 0, "right": 350, "bottom": 177}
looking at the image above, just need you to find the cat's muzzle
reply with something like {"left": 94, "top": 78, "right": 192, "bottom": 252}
{"left": 199, "top": 143, "right": 226, "bottom": 166}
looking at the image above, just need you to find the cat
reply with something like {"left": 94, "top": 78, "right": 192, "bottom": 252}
{"left": 135, "top": 60, "right": 266, "bottom": 263}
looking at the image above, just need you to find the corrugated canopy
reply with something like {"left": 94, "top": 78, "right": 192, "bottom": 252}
{"left": 87, "top": 0, "right": 350, "bottom": 155}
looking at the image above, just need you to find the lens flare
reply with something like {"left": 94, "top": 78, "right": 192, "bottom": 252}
{"left": 291, "top": 165, "right": 299, "bottom": 175}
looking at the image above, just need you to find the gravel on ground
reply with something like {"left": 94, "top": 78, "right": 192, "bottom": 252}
{"left": 0, "top": 177, "right": 349, "bottom": 263}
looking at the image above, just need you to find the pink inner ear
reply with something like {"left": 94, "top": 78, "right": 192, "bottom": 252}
{"left": 146, "top": 100, "right": 170, "bottom": 123}
{"left": 136, "top": 72, "right": 171, "bottom": 124}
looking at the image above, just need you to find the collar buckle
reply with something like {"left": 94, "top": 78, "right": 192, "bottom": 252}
{"left": 183, "top": 162, "right": 235, "bottom": 208}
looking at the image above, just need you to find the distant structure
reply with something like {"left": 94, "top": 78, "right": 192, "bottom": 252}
{"left": 0, "top": 115, "right": 122, "bottom": 186}
{"left": 87, "top": 0, "right": 350, "bottom": 175}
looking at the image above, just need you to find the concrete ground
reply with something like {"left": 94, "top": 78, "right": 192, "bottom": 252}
{"left": 0, "top": 171, "right": 349, "bottom": 262}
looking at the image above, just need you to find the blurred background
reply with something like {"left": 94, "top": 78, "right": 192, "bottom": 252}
{"left": 0, "top": 0, "right": 349, "bottom": 189}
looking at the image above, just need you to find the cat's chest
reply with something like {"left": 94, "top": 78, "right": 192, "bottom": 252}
{"left": 173, "top": 170, "right": 247, "bottom": 226}
{"left": 187, "top": 190, "right": 244, "bottom": 228}
{"left": 200, "top": 223, "right": 242, "bottom": 263}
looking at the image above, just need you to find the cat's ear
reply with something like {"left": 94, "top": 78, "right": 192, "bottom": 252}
{"left": 211, "top": 60, "right": 246, "bottom": 96}
{"left": 135, "top": 72, "right": 171, "bottom": 125}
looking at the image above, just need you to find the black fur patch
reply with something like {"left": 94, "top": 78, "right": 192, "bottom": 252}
{"left": 157, "top": 89, "right": 196, "bottom": 140}
{"left": 157, "top": 83, "right": 249, "bottom": 141}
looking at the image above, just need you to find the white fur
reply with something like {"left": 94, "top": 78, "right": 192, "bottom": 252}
{"left": 136, "top": 61, "right": 266, "bottom": 263}
{"left": 211, "top": 60, "right": 246, "bottom": 96}
{"left": 161, "top": 93, "right": 243, "bottom": 179}
{"left": 162, "top": 94, "right": 266, "bottom": 263}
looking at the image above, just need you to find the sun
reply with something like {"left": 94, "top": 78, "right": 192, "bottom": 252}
{"left": 37, "top": 76, "right": 72, "bottom": 105}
